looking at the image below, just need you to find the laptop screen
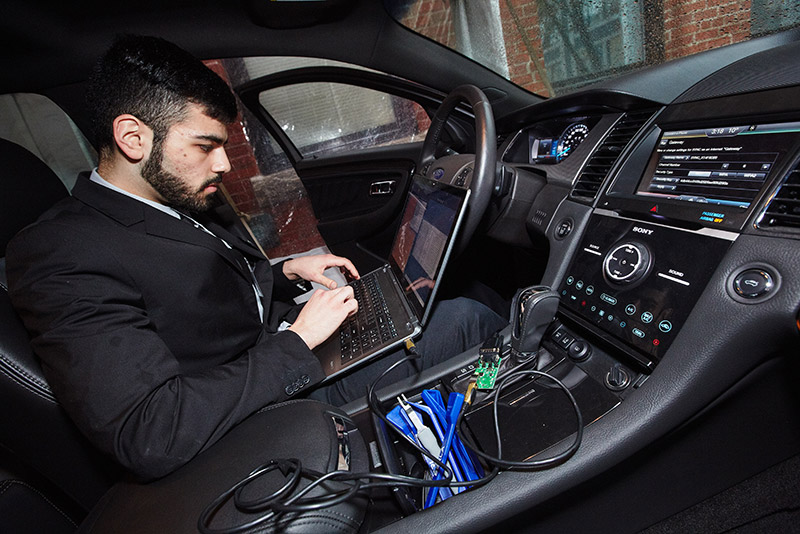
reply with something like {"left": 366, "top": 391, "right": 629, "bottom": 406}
{"left": 389, "top": 175, "right": 470, "bottom": 325}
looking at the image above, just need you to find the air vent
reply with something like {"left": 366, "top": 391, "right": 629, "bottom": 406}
{"left": 571, "top": 108, "right": 658, "bottom": 203}
{"left": 758, "top": 163, "right": 800, "bottom": 229}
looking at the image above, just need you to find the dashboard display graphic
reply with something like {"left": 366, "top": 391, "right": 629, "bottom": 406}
{"left": 559, "top": 214, "right": 731, "bottom": 364}
{"left": 529, "top": 121, "right": 590, "bottom": 163}
{"left": 637, "top": 121, "right": 800, "bottom": 214}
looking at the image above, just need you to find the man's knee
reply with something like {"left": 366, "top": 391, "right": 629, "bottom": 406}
{"left": 438, "top": 297, "right": 505, "bottom": 330}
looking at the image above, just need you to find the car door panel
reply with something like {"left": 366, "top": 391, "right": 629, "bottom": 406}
{"left": 293, "top": 144, "right": 420, "bottom": 263}
{"left": 236, "top": 68, "right": 441, "bottom": 264}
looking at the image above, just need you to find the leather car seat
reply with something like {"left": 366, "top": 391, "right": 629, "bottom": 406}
{"left": 0, "top": 138, "right": 121, "bottom": 519}
{"left": 0, "top": 138, "right": 370, "bottom": 534}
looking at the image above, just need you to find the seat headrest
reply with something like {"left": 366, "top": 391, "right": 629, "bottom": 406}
{"left": 0, "top": 138, "right": 69, "bottom": 257}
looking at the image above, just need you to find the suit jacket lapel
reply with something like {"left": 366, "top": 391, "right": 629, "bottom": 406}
{"left": 71, "top": 175, "right": 256, "bottom": 279}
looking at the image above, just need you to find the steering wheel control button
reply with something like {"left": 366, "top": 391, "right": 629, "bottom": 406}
{"left": 568, "top": 340, "right": 591, "bottom": 361}
{"left": 603, "top": 242, "right": 652, "bottom": 285}
{"left": 733, "top": 268, "right": 774, "bottom": 298}
{"left": 455, "top": 166, "right": 472, "bottom": 186}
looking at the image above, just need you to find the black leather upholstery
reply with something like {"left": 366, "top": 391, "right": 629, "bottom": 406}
{"left": 0, "top": 288, "right": 121, "bottom": 510}
{"left": 78, "top": 400, "right": 369, "bottom": 534}
{"left": 0, "top": 478, "right": 78, "bottom": 534}
{"left": 0, "top": 138, "right": 120, "bottom": 512}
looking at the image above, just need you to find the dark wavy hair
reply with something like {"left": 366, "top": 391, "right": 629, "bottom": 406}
{"left": 88, "top": 35, "right": 238, "bottom": 158}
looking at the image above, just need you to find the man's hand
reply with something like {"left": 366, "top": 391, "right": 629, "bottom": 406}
{"left": 282, "top": 254, "right": 360, "bottom": 289}
{"left": 288, "top": 286, "right": 358, "bottom": 349}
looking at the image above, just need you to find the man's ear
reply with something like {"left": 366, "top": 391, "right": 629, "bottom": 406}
{"left": 112, "top": 114, "right": 152, "bottom": 162}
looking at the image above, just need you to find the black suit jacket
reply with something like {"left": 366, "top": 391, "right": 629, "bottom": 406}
{"left": 6, "top": 175, "right": 324, "bottom": 479}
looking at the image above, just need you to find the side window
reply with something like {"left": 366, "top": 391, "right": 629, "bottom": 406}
{"left": 257, "top": 82, "right": 430, "bottom": 158}
{"left": 205, "top": 59, "right": 328, "bottom": 260}
{"left": 206, "top": 57, "right": 430, "bottom": 260}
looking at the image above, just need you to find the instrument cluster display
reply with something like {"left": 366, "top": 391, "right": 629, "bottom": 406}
{"left": 502, "top": 115, "right": 601, "bottom": 165}
{"left": 529, "top": 121, "right": 590, "bottom": 164}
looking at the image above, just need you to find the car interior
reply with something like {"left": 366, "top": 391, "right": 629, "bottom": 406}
{"left": 1, "top": 1, "right": 800, "bottom": 533}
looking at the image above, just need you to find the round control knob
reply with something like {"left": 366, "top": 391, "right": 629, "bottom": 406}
{"left": 603, "top": 242, "right": 652, "bottom": 285}
{"left": 567, "top": 340, "right": 591, "bottom": 361}
{"left": 605, "top": 365, "right": 631, "bottom": 391}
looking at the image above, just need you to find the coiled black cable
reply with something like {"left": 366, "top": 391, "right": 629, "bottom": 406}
{"left": 198, "top": 349, "right": 583, "bottom": 533}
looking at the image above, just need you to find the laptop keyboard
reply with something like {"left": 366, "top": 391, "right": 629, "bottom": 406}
{"left": 340, "top": 273, "right": 398, "bottom": 361}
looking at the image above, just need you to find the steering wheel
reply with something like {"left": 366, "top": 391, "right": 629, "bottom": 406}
{"left": 418, "top": 85, "right": 496, "bottom": 255}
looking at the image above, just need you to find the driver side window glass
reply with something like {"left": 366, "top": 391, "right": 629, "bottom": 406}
{"left": 258, "top": 83, "right": 430, "bottom": 158}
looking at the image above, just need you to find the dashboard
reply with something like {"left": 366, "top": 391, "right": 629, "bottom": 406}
{"left": 427, "top": 36, "right": 800, "bottom": 531}
{"left": 494, "top": 60, "right": 800, "bottom": 379}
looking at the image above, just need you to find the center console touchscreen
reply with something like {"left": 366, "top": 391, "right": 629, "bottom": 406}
{"left": 638, "top": 121, "right": 800, "bottom": 209}
{"left": 605, "top": 120, "right": 800, "bottom": 230}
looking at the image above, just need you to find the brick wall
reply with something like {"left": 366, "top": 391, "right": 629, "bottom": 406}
{"left": 404, "top": 0, "right": 757, "bottom": 97}
{"left": 203, "top": 60, "right": 262, "bottom": 214}
{"left": 204, "top": 59, "right": 326, "bottom": 258}
{"left": 397, "top": 0, "right": 456, "bottom": 46}
{"left": 663, "top": 0, "right": 752, "bottom": 60}
{"left": 500, "top": 0, "right": 549, "bottom": 95}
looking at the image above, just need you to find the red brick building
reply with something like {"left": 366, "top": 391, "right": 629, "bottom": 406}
{"left": 397, "top": 0, "right": 784, "bottom": 97}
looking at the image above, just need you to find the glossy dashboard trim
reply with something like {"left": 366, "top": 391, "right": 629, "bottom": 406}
{"left": 593, "top": 208, "right": 739, "bottom": 242}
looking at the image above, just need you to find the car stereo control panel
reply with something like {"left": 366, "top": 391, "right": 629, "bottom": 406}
{"left": 557, "top": 213, "right": 732, "bottom": 367}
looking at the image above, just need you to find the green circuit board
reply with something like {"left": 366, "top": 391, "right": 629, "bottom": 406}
{"left": 474, "top": 354, "right": 502, "bottom": 390}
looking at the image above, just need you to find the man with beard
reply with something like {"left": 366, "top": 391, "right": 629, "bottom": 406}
{"left": 5, "top": 35, "right": 506, "bottom": 480}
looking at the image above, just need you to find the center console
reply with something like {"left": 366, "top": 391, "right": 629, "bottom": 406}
{"left": 555, "top": 116, "right": 800, "bottom": 373}
{"left": 556, "top": 212, "right": 732, "bottom": 370}
{"left": 369, "top": 112, "right": 800, "bottom": 517}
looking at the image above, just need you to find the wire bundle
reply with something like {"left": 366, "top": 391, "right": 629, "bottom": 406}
{"left": 199, "top": 350, "right": 583, "bottom": 533}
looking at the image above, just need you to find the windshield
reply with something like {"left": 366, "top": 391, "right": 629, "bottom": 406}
{"left": 386, "top": 0, "right": 800, "bottom": 98}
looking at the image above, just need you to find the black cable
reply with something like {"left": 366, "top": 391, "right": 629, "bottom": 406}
{"left": 457, "top": 369, "right": 584, "bottom": 469}
{"left": 198, "top": 459, "right": 301, "bottom": 534}
{"left": 364, "top": 352, "right": 500, "bottom": 492}
{"left": 232, "top": 459, "right": 302, "bottom": 512}
{"left": 199, "top": 346, "right": 583, "bottom": 533}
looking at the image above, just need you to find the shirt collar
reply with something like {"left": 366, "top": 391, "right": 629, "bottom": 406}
{"left": 89, "top": 169, "right": 181, "bottom": 219}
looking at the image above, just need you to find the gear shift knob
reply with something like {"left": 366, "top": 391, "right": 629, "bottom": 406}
{"left": 510, "top": 285, "right": 560, "bottom": 363}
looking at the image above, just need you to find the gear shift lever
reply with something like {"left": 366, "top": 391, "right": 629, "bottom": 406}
{"left": 510, "top": 285, "right": 560, "bottom": 363}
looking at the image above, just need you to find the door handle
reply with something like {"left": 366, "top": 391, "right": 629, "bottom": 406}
{"left": 370, "top": 180, "right": 396, "bottom": 196}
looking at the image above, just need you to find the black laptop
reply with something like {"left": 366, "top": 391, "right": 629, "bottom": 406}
{"left": 314, "top": 174, "right": 471, "bottom": 380}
